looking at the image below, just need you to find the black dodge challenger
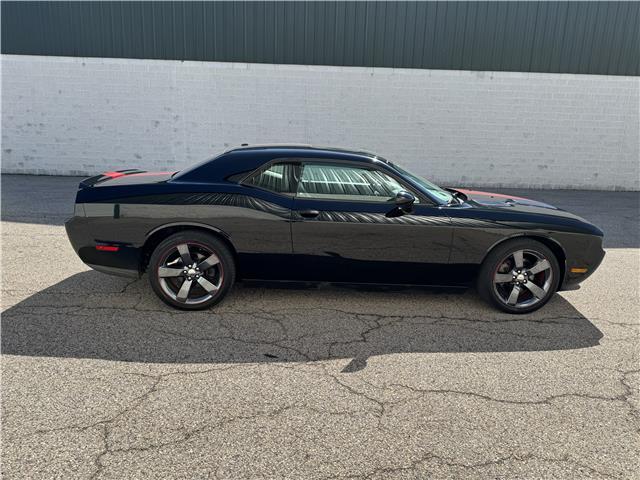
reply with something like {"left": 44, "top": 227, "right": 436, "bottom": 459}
{"left": 65, "top": 145, "right": 605, "bottom": 313}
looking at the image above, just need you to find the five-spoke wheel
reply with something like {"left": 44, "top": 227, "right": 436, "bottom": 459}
{"left": 149, "top": 231, "right": 235, "bottom": 310}
{"left": 477, "top": 239, "right": 560, "bottom": 314}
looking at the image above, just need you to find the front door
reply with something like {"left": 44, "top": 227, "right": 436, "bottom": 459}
{"left": 290, "top": 160, "right": 453, "bottom": 285}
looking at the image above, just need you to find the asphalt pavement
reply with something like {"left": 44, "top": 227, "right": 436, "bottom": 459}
{"left": 1, "top": 174, "right": 639, "bottom": 479}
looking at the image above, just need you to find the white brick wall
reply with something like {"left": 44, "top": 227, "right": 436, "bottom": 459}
{"left": 2, "top": 54, "right": 638, "bottom": 190}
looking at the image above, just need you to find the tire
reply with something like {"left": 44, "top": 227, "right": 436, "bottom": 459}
{"left": 148, "top": 231, "right": 236, "bottom": 310}
{"left": 476, "top": 238, "right": 560, "bottom": 314}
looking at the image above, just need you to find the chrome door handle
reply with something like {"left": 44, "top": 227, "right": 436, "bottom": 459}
{"left": 298, "top": 209, "right": 320, "bottom": 218}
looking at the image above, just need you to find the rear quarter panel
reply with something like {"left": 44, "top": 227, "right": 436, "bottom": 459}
{"left": 69, "top": 181, "right": 295, "bottom": 278}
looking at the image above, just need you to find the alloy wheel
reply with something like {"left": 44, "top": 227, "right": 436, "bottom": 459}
{"left": 157, "top": 242, "right": 224, "bottom": 305}
{"left": 492, "top": 249, "right": 553, "bottom": 309}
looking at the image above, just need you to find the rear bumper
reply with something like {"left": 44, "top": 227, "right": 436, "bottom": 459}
{"left": 65, "top": 216, "right": 141, "bottom": 278}
{"left": 86, "top": 263, "right": 140, "bottom": 278}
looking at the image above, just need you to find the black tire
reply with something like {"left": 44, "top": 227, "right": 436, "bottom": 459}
{"left": 477, "top": 238, "right": 560, "bottom": 314}
{"left": 148, "top": 231, "right": 236, "bottom": 310}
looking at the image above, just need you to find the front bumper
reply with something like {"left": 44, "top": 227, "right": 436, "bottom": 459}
{"left": 560, "top": 235, "right": 605, "bottom": 289}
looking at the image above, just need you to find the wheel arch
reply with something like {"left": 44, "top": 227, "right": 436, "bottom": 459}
{"left": 482, "top": 234, "right": 567, "bottom": 287}
{"left": 140, "top": 223, "right": 238, "bottom": 273}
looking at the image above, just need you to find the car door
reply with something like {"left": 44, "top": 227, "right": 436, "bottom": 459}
{"left": 290, "top": 160, "right": 453, "bottom": 285}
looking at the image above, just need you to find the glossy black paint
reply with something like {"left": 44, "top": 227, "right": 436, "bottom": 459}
{"left": 65, "top": 145, "right": 605, "bottom": 289}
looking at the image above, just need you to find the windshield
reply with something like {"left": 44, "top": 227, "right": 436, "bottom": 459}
{"left": 390, "top": 163, "right": 454, "bottom": 204}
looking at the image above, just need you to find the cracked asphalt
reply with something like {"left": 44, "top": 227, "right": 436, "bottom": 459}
{"left": 1, "top": 175, "right": 639, "bottom": 479}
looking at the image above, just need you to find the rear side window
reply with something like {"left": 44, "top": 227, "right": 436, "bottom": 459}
{"left": 244, "top": 163, "right": 297, "bottom": 194}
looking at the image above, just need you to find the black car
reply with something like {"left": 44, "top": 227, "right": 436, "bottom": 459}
{"left": 65, "top": 145, "right": 605, "bottom": 313}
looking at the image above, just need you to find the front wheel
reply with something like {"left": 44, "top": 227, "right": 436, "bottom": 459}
{"left": 148, "top": 231, "right": 236, "bottom": 310}
{"left": 477, "top": 238, "right": 560, "bottom": 314}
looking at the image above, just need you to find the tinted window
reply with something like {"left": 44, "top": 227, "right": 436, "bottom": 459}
{"left": 245, "top": 163, "right": 296, "bottom": 194}
{"left": 297, "top": 164, "right": 406, "bottom": 202}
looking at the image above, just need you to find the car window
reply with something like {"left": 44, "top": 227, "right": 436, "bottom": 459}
{"left": 297, "top": 163, "right": 407, "bottom": 202}
{"left": 244, "top": 163, "right": 297, "bottom": 194}
{"left": 389, "top": 163, "right": 453, "bottom": 204}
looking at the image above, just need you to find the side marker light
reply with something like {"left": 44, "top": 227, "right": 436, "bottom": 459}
{"left": 96, "top": 245, "right": 119, "bottom": 252}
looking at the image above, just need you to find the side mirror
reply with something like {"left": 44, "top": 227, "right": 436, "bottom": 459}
{"left": 394, "top": 190, "right": 416, "bottom": 212}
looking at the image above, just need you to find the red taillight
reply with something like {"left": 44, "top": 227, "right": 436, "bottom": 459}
{"left": 96, "top": 245, "right": 119, "bottom": 252}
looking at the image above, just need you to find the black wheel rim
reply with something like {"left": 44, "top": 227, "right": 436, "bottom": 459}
{"left": 492, "top": 249, "right": 553, "bottom": 309}
{"left": 157, "top": 242, "right": 223, "bottom": 305}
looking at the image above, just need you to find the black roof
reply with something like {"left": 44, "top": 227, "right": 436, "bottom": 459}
{"left": 225, "top": 144, "right": 383, "bottom": 160}
{"left": 175, "top": 144, "right": 388, "bottom": 183}
{"left": 174, "top": 144, "right": 388, "bottom": 182}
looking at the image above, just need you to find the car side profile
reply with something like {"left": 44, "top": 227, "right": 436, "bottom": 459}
{"left": 65, "top": 145, "right": 605, "bottom": 313}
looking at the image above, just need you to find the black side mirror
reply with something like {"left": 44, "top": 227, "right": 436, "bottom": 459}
{"left": 394, "top": 190, "right": 416, "bottom": 212}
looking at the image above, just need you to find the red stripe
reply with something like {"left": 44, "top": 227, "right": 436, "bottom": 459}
{"left": 102, "top": 171, "right": 126, "bottom": 179}
{"left": 125, "top": 171, "right": 173, "bottom": 177}
{"left": 455, "top": 188, "right": 528, "bottom": 201}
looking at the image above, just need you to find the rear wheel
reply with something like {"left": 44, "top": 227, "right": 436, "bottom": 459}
{"left": 148, "top": 231, "right": 235, "bottom": 310}
{"left": 477, "top": 238, "right": 560, "bottom": 314}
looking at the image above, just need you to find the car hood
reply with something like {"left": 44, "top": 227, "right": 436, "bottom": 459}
{"left": 451, "top": 188, "right": 603, "bottom": 236}
{"left": 453, "top": 188, "right": 558, "bottom": 210}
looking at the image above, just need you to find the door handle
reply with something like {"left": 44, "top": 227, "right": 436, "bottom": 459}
{"left": 298, "top": 209, "right": 320, "bottom": 218}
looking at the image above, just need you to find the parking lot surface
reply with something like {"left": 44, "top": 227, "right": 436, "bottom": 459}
{"left": 2, "top": 175, "right": 639, "bottom": 479}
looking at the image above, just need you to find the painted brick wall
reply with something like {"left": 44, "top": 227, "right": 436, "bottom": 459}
{"left": 2, "top": 54, "right": 638, "bottom": 190}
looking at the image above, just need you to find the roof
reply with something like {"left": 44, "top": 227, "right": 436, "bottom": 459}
{"left": 225, "top": 144, "right": 384, "bottom": 161}
{"left": 174, "top": 144, "right": 388, "bottom": 183}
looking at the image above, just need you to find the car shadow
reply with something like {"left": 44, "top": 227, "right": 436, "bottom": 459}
{"left": 1, "top": 271, "right": 603, "bottom": 372}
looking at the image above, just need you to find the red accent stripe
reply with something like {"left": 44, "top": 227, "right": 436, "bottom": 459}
{"left": 102, "top": 171, "right": 126, "bottom": 179}
{"left": 125, "top": 171, "right": 173, "bottom": 177}
{"left": 96, "top": 245, "right": 119, "bottom": 252}
{"left": 455, "top": 188, "right": 528, "bottom": 201}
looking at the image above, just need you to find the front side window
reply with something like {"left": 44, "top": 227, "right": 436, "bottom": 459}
{"left": 297, "top": 163, "right": 408, "bottom": 202}
{"left": 244, "top": 163, "right": 297, "bottom": 194}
